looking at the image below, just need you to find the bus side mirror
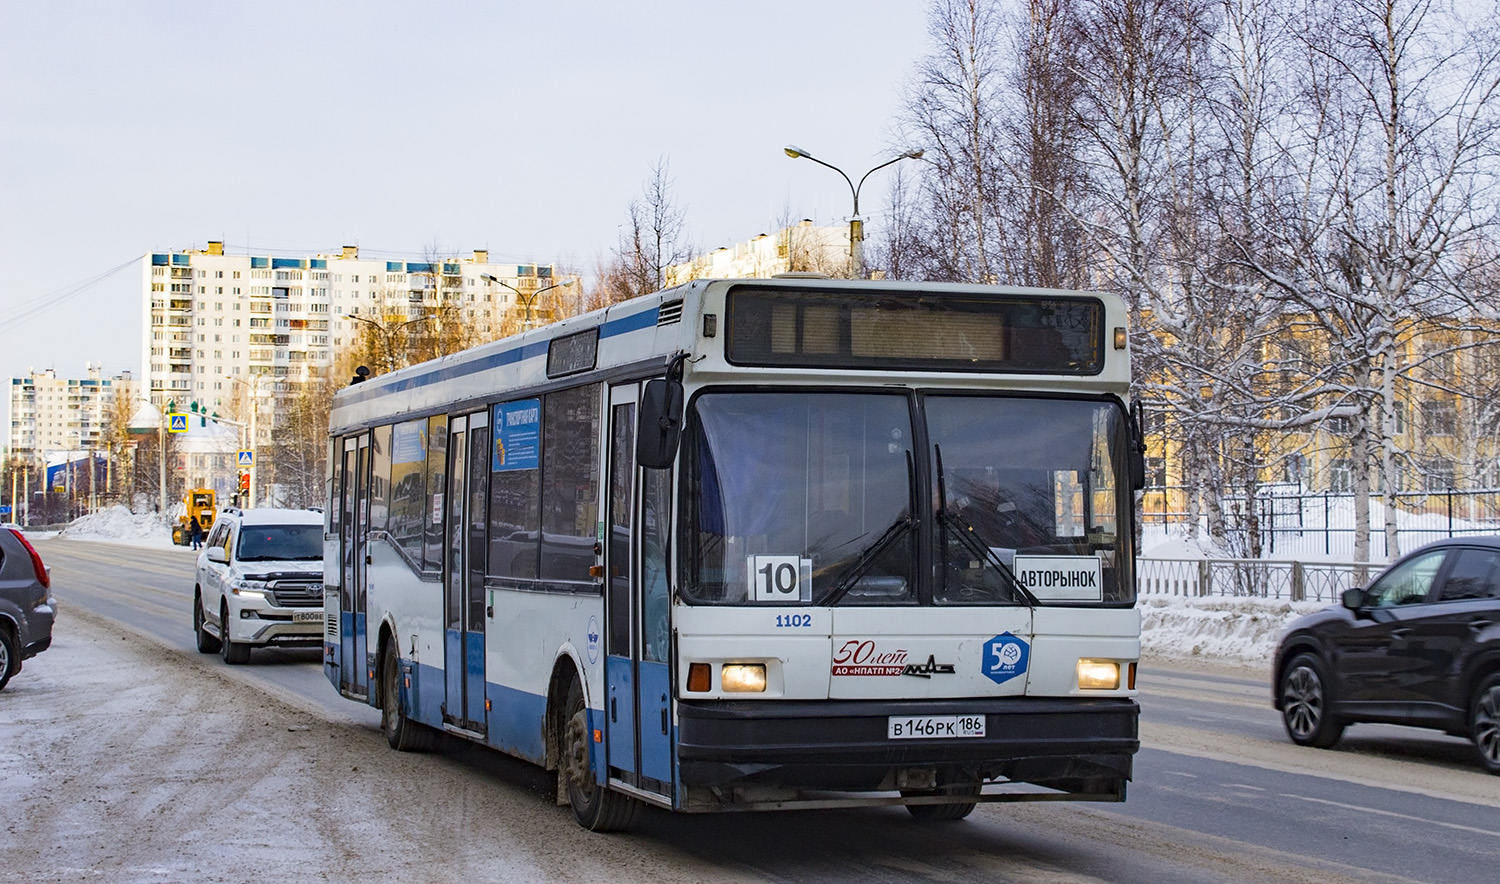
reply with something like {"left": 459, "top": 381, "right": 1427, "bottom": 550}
{"left": 1128, "top": 398, "right": 1147, "bottom": 490}
{"left": 637, "top": 378, "right": 684, "bottom": 469}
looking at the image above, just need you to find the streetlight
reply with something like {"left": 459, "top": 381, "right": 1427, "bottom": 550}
{"left": 342, "top": 313, "right": 430, "bottom": 374}
{"left": 783, "top": 145, "right": 924, "bottom": 278}
{"left": 481, "top": 275, "right": 575, "bottom": 329}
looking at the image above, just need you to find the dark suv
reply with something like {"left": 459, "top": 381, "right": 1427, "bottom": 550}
{"left": 0, "top": 525, "right": 55, "bottom": 691}
{"left": 1273, "top": 536, "right": 1500, "bottom": 773}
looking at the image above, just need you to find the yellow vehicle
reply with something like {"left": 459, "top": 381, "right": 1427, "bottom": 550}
{"left": 172, "top": 489, "right": 218, "bottom": 546}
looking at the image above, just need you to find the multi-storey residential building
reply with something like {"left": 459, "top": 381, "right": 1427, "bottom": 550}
{"left": 8, "top": 365, "right": 129, "bottom": 460}
{"left": 666, "top": 220, "right": 853, "bottom": 285}
{"left": 141, "top": 242, "right": 571, "bottom": 450}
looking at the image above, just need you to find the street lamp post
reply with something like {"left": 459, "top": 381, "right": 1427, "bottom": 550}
{"left": 481, "top": 275, "right": 575, "bottom": 330}
{"left": 343, "top": 313, "right": 431, "bottom": 375}
{"left": 783, "top": 145, "right": 924, "bottom": 278}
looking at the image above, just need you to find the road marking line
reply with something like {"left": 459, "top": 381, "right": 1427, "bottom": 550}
{"left": 1282, "top": 793, "right": 1500, "bottom": 838}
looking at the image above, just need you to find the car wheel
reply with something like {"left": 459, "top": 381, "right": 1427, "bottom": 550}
{"left": 220, "top": 602, "right": 250, "bottom": 665}
{"left": 1280, "top": 652, "right": 1344, "bottom": 748}
{"left": 903, "top": 778, "right": 981, "bottom": 821}
{"left": 1471, "top": 674, "right": 1500, "bottom": 775}
{"left": 0, "top": 624, "right": 15, "bottom": 692}
{"left": 562, "top": 676, "right": 637, "bottom": 832}
{"left": 193, "top": 590, "right": 221, "bottom": 654}
{"left": 381, "top": 645, "right": 434, "bottom": 752}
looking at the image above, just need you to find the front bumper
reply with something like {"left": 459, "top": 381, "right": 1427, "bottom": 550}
{"left": 677, "top": 695, "right": 1138, "bottom": 791}
{"left": 224, "top": 606, "right": 324, "bottom": 647}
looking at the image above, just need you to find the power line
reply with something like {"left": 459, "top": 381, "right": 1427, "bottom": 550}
{"left": 0, "top": 257, "right": 138, "bottom": 334}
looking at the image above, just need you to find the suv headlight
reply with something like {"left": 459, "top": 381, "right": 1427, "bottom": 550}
{"left": 231, "top": 576, "right": 268, "bottom": 599}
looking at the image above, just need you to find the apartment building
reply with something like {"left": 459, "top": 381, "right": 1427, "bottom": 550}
{"left": 8, "top": 364, "right": 129, "bottom": 459}
{"left": 141, "top": 241, "right": 569, "bottom": 446}
{"left": 665, "top": 220, "right": 853, "bottom": 285}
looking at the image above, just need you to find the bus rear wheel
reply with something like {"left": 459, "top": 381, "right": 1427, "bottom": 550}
{"left": 562, "top": 676, "right": 637, "bottom": 832}
{"left": 381, "top": 645, "right": 435, "bottom": 752}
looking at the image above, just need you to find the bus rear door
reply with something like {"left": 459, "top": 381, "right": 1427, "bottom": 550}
{"left": 443, "top": 412, "right": 490, "bottom": 734}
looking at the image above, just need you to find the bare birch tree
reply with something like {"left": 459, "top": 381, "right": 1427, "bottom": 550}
{"left": 1246, "top": 0, "right": 1500, "bottom": 561}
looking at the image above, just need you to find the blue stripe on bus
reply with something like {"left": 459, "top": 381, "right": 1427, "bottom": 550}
{"left": 336, "top": 305, "right": 660, "bottom": 409}
{"left": 407, "top": 659, "right": 606, "bottom": 782}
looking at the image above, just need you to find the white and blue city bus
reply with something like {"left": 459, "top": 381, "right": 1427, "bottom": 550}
{"left": 324, "top": 277, "right": 1144, "bottom": 831}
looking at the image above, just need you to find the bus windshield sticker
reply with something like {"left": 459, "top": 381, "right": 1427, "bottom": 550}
{"left": 747, "top": 555, "right": 813, "bottom": 603}
{"left": 1013, "top": 555, "right": 1103, "bottom": 602}
{"left": 1052, "top": 469, "right": 1086, "bottom": 537}
{"left": 493, "top": 399, "right": 541, "bottom": 471}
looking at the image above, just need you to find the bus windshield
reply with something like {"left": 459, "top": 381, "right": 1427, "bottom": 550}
{"left": 926, "top": 395, "right": 1133, "bottom": 605}
{"left": 684, "top": 390, "right": 1133, "bottom": 606}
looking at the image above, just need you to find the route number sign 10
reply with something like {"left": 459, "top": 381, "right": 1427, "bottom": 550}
{"left": 747, "top": 555, "right": 813, "bottom": 603}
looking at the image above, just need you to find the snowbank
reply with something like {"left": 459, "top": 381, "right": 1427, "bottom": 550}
{"left": 58, "top": 505, "right": 178, "bottom": 549}
{"left": 1141, "top": 595, "right": 1327, "bottom": 666}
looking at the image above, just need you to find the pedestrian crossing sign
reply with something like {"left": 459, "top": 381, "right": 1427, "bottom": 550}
{"left": 168, "top": 414, "right": 189, "bottom": 433}
{"left": 238, "top": 450, "right": 254, "bottom": 467}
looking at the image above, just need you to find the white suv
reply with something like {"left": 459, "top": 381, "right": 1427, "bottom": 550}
{"left": 193, "top": 507, "right": 325, "bottom": 664}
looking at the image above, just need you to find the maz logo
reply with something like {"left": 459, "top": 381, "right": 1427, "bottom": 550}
{"left": 901, "top": 655, "right": 957, "bottom": 678}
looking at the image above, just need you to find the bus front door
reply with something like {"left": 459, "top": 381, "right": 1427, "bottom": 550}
{"left": 604, "top": 384, "right": 673, "bottom": 799}
{"left": 443, "top": 412, "right": 490, "bottom": 734}
{"left": 339, "top": 434, "right": 370, "bottom": 699}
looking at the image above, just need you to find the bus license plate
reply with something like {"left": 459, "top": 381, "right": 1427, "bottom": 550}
{"left": 888, "top": 715, "right": 986, "bottom": 739}
{"left": 293, "top": 611, "right": 322, "bottom": 622}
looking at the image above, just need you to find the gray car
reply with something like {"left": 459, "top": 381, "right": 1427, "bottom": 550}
{"left": 0, "top": 525, "right": 55, "bottom": 691}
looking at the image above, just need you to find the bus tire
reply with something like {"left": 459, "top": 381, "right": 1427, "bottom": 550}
{"left": 194, "top": 590, "right": 220, "bottom": 654}
{"left": 220, "top": 603, "right": 250, "bottom": 665}
{"left": 381, "top": 644, "right": 434, "bottom": 752}
{"left": 904, "top": 780, "right": 980, "bottom": 821}
{"left": 562, "top": 676, "right": 637, "bottom": 832}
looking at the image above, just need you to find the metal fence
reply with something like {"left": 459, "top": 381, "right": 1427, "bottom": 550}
{"left": 1137, "top": 557, "right": 1377, "bottom": 602}
{"left": 1140, "top": 485, "right": 1500, "bottom": 560}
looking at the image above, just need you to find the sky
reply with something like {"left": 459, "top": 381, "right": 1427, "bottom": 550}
{"left": 0, "top": 0, "right": 933, "bottom": 416}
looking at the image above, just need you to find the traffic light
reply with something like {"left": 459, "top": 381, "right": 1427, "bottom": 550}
{"left": 238, "top": 471, "right": 250, "bottom": 493}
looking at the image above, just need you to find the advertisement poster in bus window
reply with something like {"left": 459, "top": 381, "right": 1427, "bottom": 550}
{"left": 493, "top": 399, "right": 541, "bottom": 471}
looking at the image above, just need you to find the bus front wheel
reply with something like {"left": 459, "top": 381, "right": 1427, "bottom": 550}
{"left": 381, "top": 645, "right": 435, "bottom": 752}
{"left": 903, "top": 778, "right": 981, "bottom": 821}
{"left": 562, "top": 676, "right": 637, "bottom": 832}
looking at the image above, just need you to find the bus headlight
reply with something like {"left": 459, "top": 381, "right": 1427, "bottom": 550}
{"left": 721, "top": 663, "right": 767, "bottom": 693}
{"left": 1077, "top": 659, "right": 1120, "bottom": 691}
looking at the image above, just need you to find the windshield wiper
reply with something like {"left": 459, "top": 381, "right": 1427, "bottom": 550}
{"left": 934, "top": 445, "right": 1038, "bottom": 608}
{"left": 822, "top": 515, "right": 915, "bottom": 606}
{"left": 822, "top": 450, "right": 917, "bottom": 607}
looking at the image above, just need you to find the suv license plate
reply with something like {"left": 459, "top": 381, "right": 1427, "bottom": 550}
{"left": 888, "top": 715, "right": 986, "bottom": 739}
{"left": 293, "top": 611, "right": 322, "bottom": 622}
